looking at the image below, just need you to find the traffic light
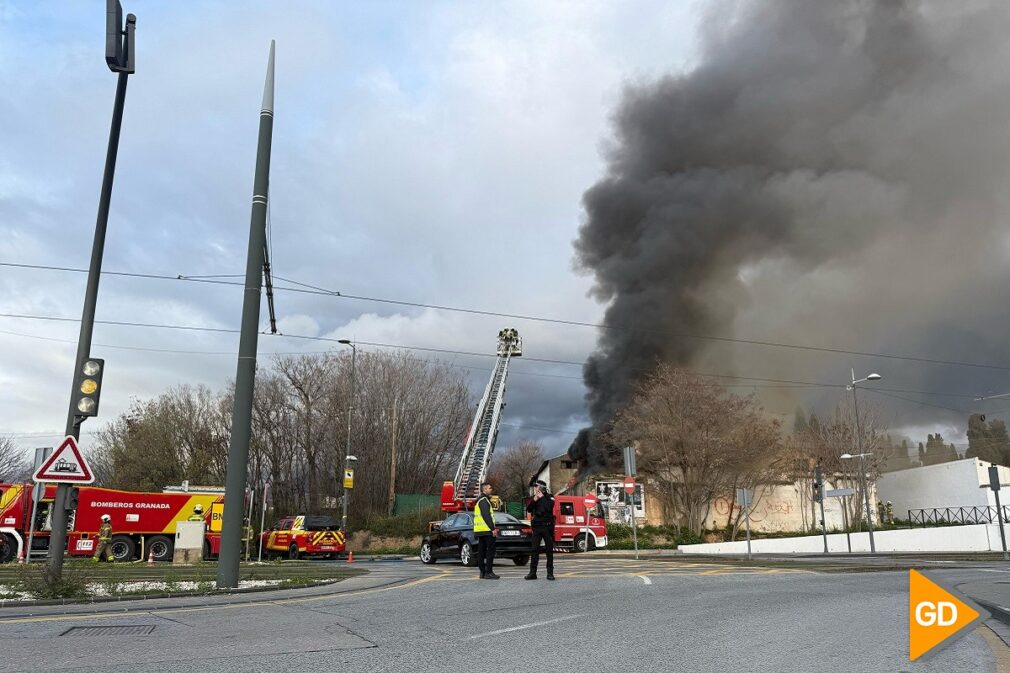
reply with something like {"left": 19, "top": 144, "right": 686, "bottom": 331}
{"left": 813, "top": 463, "right": 823, "bottom": 503}
{"left": 73, "top": 358, "right": 105, "bottom": 417}
{"left": 66, "top": 487, "right": 80, "bottom": 511}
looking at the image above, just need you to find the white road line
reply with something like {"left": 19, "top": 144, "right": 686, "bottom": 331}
{"left": 637, "top": 575, "right": 652, "bottom": 585}
{"left": 469, "top": 614, "right": 587, "bottom": 639}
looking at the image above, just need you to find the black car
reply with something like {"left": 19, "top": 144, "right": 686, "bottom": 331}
{"left": 420, "top": 511, "right": 532, "bottom": 566}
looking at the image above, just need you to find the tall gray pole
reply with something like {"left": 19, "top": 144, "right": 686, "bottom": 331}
{"left": 218, "top": 41, "right": 275, "bottom": 589}
{"left": 851, "top": 383, "right": 876, "bottom": 553}
{"left": 342, "top": 344, "right": 357, "bottom": 534}
{"left": 49, "top": 9, "right": 136, "bottom": 579}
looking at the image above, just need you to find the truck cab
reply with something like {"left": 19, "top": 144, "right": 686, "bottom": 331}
{"left": 525, "top": 494, "right": 608, "bottom": 552}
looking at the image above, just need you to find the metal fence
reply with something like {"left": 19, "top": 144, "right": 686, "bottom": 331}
{"left": 908, "top": 506, "right": 1010, "bottom": 528}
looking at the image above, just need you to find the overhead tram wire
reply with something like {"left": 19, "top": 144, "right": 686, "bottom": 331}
{"left": 5, "top": 260, "right": 1010, "bottom": 374}
{"left": 0, "top": 314, "right": 996, "bottom": 405}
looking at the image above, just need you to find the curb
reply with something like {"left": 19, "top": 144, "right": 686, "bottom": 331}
{"left": 0, "top": 576, "right": 355, "bottom": 610}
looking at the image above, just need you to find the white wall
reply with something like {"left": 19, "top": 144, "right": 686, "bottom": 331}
{"left": 877, "top": 458, "right": 1010, "bottom": 517}
{"left": 679, "top": 523, "right": 1007, "bottom": 554}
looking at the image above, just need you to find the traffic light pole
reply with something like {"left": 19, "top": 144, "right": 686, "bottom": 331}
{"left": 48, "top": 67, "right": 132, "bottom": 579}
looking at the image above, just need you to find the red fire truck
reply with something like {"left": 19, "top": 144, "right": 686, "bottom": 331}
{"left": 0, "top": 482, "right": 226, "bottom": 563}
{"left": 541, "top": 495, "right": 608, "bottom": 552}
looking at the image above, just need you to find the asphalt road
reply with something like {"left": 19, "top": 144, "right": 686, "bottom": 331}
{"left": 0, "top": 555, "right": 1005, "bottom": 672}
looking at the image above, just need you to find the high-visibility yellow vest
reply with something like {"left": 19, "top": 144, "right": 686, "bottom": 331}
{"left": 473, "top": 497, "right": 491, "bottom": 533}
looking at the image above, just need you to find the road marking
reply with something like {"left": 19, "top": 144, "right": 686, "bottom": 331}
{"left": 469, "top": 613, "right": 587, "bottom": 638}
{"left": 637, "top": 575, "right": 652, "bottom": 585}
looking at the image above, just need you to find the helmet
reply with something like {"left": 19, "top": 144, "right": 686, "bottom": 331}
{"left": 101, "top": 514, "right": 111, "bottom": 522}
{"left": 194, "top": 504, "right": 204, "bottom": 513}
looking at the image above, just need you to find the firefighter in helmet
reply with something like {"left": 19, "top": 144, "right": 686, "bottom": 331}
{"left": 242, "top": 517, "right": 254, "bottom": 560}
{"left": 93, "top": 514, "right": 113, "bottom": 562}
{"left": 188, "top": 504, "right": 205, "bottom": 522}
{"left": 886, "top": 501, "right": 894, "bottom": 525}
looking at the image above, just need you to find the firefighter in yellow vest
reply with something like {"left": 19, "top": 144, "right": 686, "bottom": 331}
{"left": 473, "top": 482, "right": 500, "bottom": 580}
{"left": 93, "top": 514, "right": 113, "bottom": 562}
{"left": 188, "top": 504, "right": 205, "bottom": 522}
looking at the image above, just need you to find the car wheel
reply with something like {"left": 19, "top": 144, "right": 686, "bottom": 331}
{"left": 420, "top": 541, "right": 437, "bottom": 564}
{"left": 288, "top": 544, "right": 300, "bottom": 560}
{"left": 460, "top": 542, "right": 476, "bottom": 567}
{"left": 110, "top": 535, "right": 136, "bottom": 561}
{"left": 147, "top": 535, "right": 173, "bottom": 562}
{"left": 512, "top": 555, "right": 529, "bottom": 566}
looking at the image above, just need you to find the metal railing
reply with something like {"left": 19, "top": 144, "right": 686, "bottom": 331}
{"left": 908, "top": 506, "right": 1010, "bottom": 528}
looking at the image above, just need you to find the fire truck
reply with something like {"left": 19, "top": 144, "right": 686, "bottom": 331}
{"left": 547, "top": 495, "right": 608, "bottom": 552}
{"left": 260, "top": 515, "right": 346, "bottom": 560}
{"left": 0, "top": 482, "right": 226, "bottom": 563}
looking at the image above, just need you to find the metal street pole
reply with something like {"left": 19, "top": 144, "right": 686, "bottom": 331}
{"left": 245, "top": 486, "right": 255, "bottom": 562}
{"left": 816, "top": 464, "right": 828, "bottom": 554}
{"left": 49, "top": 4, "right": 135, "bottom": 579}
{"left": 744, "top": 500, "right": 752, "bottom": 561}
{"left": 850, "top": 373, "right": 876, "bottom": 553}
{"left": 990, "top": 465, "right": 1009, "bottom": 561}
{"left": 341, "top": 343, "right": 357, "bottom": 534}
{"left": 257, "top": 482, "right": 269, "bottom": 563}
{"left": 218, "top": 41, "right": 275, "bottom": 589}
{"left": 843, "top": 497, "right": 852, "bottom": 553}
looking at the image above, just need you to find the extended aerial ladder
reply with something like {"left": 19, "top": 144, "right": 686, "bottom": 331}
{"left": 441, "top": 328, "right": 522, "bottom": 512}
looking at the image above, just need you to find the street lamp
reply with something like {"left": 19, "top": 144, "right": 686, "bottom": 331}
{"left": 338, "top": 339, "right": 357, "bottom": 535}
{"left": 843, "top": 368, "right": 881, "bottom": 553}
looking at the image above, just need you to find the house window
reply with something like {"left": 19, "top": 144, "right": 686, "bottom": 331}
{"left": 561, "top": 460, "right": 575, "bottom": 469}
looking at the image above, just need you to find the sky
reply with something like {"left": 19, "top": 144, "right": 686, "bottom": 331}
{"left": 0, "top": 1, "right": 702, "bottom": 460}
{"left": 5, "top": 1, "right": 1009, "bottom": 469}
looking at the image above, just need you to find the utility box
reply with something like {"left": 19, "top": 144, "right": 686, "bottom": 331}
{"left": 173, "top": 521, "right": 205, "bottom": 564}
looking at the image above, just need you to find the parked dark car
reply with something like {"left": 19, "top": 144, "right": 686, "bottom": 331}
{"left": 420, "top": 511, "right": 532, "bottom": 566}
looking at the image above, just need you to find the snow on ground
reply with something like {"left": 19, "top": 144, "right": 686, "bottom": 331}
{"left": 0, "top": 578, "right": 299, "bottom": 601}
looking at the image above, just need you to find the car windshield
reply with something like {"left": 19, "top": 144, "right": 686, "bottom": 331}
{"left": 493, "top": 512, "right": 522, "bottom": 525}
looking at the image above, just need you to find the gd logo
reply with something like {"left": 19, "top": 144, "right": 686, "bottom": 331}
{"left": 909, "top": 570, "right": 987, "bottom": 661}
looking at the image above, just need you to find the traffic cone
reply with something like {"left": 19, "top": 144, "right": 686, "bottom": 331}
{"left": 147, "top": 548, "right": 155, "bottom": 566}
{"left": 346, "top": 551, "right": 354, "bottom": 564}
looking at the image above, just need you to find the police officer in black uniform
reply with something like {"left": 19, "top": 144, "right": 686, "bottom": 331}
{"left": 525, "top": 480, "right": 555, "bottom": 580}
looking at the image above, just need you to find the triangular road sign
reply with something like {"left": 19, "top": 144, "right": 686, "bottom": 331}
{"left": 909, "top": 569, "right": 988, "bottom": 661}
{"left": 33, "top": 436, "right": 94, "bottom": 484}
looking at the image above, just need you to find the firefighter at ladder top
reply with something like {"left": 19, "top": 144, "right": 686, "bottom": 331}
{"left": 474, "top": 482, "right": 500, "bottom": 580}
{"left": 93, "top": 514, "right": 113, "bottom": 562}
{"left": 525, "top": 480, "right": 556, "bottom": 581}
{"left": 188, "top": 504, "right": 205, "bottom": 522}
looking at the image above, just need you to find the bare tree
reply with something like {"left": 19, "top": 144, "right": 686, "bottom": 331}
{"left": 489, "top": 440, "right": 545, "bottom": 502}
{"left": 0, "top": 436, "right": 29, "bottom": 483}
{"left": 609, "top": 365, "right": 783, "bottom": 535}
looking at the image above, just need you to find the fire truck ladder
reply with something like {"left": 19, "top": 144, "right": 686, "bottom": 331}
{"left": 449, "top": 328, "right": 522, "bottom": 508}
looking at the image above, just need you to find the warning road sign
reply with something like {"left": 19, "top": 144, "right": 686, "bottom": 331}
{"left": 909, "top": 569, "right": 988, "bottom": 661}
{"left": 33, "top": 436, "right": 94, "bottom": 484}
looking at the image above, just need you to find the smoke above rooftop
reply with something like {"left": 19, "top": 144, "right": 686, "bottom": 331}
{"left": 571, "top": 0, "right": 1010, "bottom": 466}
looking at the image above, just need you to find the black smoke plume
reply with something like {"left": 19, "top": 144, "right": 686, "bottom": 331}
{"left": 570, "top": 0, "right": 1010, "bottom": 467}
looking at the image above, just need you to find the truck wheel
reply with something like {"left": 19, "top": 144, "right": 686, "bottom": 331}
{"left": 512, "top": 555, "right": 529, "bottom": 566}
{"left": 110, "top": 535, "right": 136, "bottom": 561}
{"left": 420, "top": 541, "right": 437, "bottom": 564}
{"left": 0, "top": 534, "right": 15, "bottom": 563}
{"left": 147, "top": 536, "right": 173, "bottom": 562}
{"left": 288, "top": 544, "right": 300, "bottom": 560}
{"left": 459, "top": 542, "right": 476, "bottom": 567}
{"left": 574, "top": 534, "right": 595, "bottom": 553}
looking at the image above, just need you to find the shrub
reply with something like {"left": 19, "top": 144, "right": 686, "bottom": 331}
{"left": 13, "top": 563, "right": 90, "bottom": 600}
{"left": 364, "top": 506, "right": 443, "bottom": 538}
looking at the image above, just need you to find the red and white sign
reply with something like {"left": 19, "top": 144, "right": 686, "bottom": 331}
{"left": 33, "top": 436, "right": 94, "bottom": 484}
{"left": 624, "top": 476, "right": 636, "bottom": 495}
{"left": 583, "top": 493, "right": 598, "bottom": 510}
